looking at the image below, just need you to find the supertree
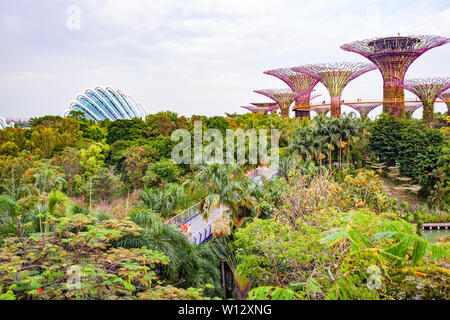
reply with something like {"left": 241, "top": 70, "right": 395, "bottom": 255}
{"left": 251, "top": 102, "right": 279, "bottom": 110}
{"left": 293, "top": 93, "right": 322, "bottom": 118}
{"left": 241, "top": 104, "right": 278, "bottom": 115}
{"left": 292, "top": 62, "right": 376, "bottom": 118}
{"left": 344, "top": 103, "right": 382, "bottom": 119}
{"left": 263, "top": 68, "right": 319, "bottom": 118}
{"left": 341, "top": 35, "right": 450, "bottom": 118}
{"left": 386, "top": 77, "right": 450, "bottom": 127}
{"left": 253, "top": 89, "right": 297, "bottom": 118}
{"left": 439, "top": 91, "right": 450, "bottom": 116}
{"left": 404, "top": 102, "right": 423, "bottom": 118}
{"left": 312, "top": 106, "right": 331, "bottom": 117}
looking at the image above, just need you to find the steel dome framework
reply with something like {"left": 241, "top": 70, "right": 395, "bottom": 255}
{"left": 67, "top": 87, "right": 147, "bottom": 121}
{"left": 0, "top": 117, "right": 13, "bottom": 130}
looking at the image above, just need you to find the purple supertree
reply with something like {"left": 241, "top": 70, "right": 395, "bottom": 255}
{"left": 386, "top": 77, "right": 450, "bottom": 127}
{"left": 263, "top": 68, "right": 319, "bottom": 118}
{"left": 251, "top": 102, "right": 279, "bottom": 110}
{"left": 253, "top": 89, "right": 297, "bottom": 118}
{"left": 341, "top": 35, "right": 450, "bottom": 118}
{"left": 292, "top": 62, "right": 376, "bottom": 118}
{"left": 241, "top": 104, "right": 278, "bottom": 115}
{"left": 312, "top": 106, "right": 331, "bottom": 117}
{"left": 344, "top": 103, "right": 382, "bottom": 118}
{"left": 404, "top": 102, "right": 423, "bottom": 118}
{"left": 439, "top": 91, "right": 450, "bottom": 116}
{"left": 292, "top": 93, "right": 322, "bottom": 118}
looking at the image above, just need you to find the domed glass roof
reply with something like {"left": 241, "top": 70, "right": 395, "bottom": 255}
{"left": 0, "top": 117, "right": 13, "bottom": 130}
{"left": 67, "top": 87, "right": 147, "bottom": 121}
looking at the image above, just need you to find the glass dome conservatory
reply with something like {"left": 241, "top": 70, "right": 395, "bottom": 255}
{"left": 0, "top": 117, "right": 13, "bottom": 130}
{"left": 66, "top": 87, "right": 147, "bottom": 121}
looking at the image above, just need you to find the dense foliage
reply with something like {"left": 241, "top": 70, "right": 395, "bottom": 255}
{"left": 0, "top": 111, "right": 448, "bottom": 300}
{"left": 370, "top": 114, "right": 448, "bottom": 205}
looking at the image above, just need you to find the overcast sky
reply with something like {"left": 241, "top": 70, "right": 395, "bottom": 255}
{"left": 0, "top": 0, "right": 449, "bottom": 120}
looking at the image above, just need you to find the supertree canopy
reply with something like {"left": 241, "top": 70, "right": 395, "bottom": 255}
{"left": 263, "top": 68, "right": 319, "bottom": 118}
{"left": 241, "top": 104, "right": 278, "bottom": 115}
{"left": 439, "top": 91, "right": 450, "bottom": 115}
{"left": 292, "top": 62, "right": 376, "bottom": 118}
{"left": 341, "top": 35, "right": 450, "bottom": 118}
{"left": 312, "top": 106, "right": 331, "bottom": 117}
{"left": 344, "top": 103, "right": 382, "bottom": 118}
{"left": 251, "top": 102, "right": 279, "bottom": 109}
{"left": 387, "top": 77, "right": 450, "bottom": 127}
{"left": 253, "top": 89, "right": 297, "bottom": 118}
{"left": 404, "top": 102, "right": 423, "bottom": 118}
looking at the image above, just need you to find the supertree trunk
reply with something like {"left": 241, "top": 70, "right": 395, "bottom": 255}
{"left": 422, "top": 101, "right": 434, "bottom": 128}
{"left": 384, "top": 81, "right": 406, "bottom": 118}
{"left": 330, "top": 96, "right": 341, "bottom": 118}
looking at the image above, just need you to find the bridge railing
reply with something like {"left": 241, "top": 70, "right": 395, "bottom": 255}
{"left": 192, "top": 223, "right": 213, "bottom": 245}
{"left": 164, "top": 202, "right": 202, "bottom": 226}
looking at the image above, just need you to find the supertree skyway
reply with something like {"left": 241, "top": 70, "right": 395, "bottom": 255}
{"left": 404, "top": 102, "right": 423, "bottom": 118}
{"left": 341, "top": 35, "right": 450, "bottom": 118}
{"left": 293, "top": 93, "right": 322, "bottom": 118}
{"left": 344, "top": 103, "right": 382, "bottom": 118}
{"left": 292, "top": 62, "right": 376, "bottom": 118}
{"left": 241, "top": 104, "right": 278, "bottom": 115}
{"left": 439, "top": 91, "right": 450, "bottom": 116}
{"left": 386, "top": 77, "right": 450, "bottom": 127}
{"left": 253, "top": 89, "right": 298, "bottom": 118}
{"left": 312, "top": 106, "right": 331, "bottom": 117}
{"left": 263, "top": 68, "right": 319, "bottom": 118}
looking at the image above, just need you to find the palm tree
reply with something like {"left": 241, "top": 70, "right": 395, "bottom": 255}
{"left": 115, "top": 211, "right": 221, "bottom": 295}
{"left": 0, "top": 195, "right": 22, "bottom": 241}
{"left": 278, "top": 154, "right": 298, "bottom": 180}
{"left": 337, "top": 115, "right": 360, "bottom": 166}
{"left": 139, "top": 184, "right": 187, "bottom": 219}
{"left": 185, "top": 162, "right": 258, "bottom": 222}
{"left": 289, "top": 126, "right": 323, "bottom": 164}
{"left": 33, "top": 166, "right": 66, "bottom": 194}
{"left": 0, "top": 182, "right": 34, "bottom": 200}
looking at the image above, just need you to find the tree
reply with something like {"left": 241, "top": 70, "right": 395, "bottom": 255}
{"left": 80, "top": 142, "right": 110, "bottom": 179}
{"left": 31, "top": 127, "right": 58, "bottom": 158}
{"left": 186, "top": 162, "right": 258, "bottom": 223}
{"left": 106, "top": 119, "right": 147, "bottom": 144}
{"left": 124, "top": 145, "right": 157, "bottom": 188}
{"left": 139, "top": 184, "right": 186, "bottom": 219}
{"left": 370, "top": 114, "right": 446, "bottom": 192}
{"left": 142, "top": 159, "right": 182, "bottom": 187}
{"left": 33, "top": 165, "right": 66, "bottom": 194}
{"left": 89, "top": 168, "right": 124, "bottom": 201}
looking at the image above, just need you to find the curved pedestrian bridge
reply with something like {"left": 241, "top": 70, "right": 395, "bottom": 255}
{"left": 164, "top": 166, "right": 278, "bottom": 245}
{"left": 164, "top": 202, "right": 222, "bottom": 245}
